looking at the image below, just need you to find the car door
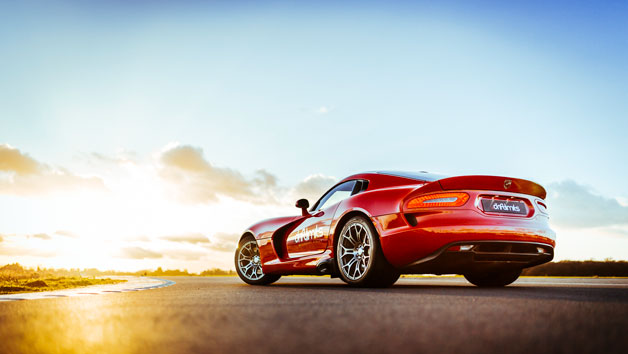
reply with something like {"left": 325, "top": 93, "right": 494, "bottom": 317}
{"left": 285, "top": 180, "right": 356, "bottom": 258}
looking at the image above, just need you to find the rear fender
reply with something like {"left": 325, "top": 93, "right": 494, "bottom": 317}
{"left": 342, "top": 186, "right": 418, "bottom": 217}
{"left": 329, "top": 187, "right": 417, "bottom": 261}
{"left": 327, "top": 187, "right": 415, "bottom": 252}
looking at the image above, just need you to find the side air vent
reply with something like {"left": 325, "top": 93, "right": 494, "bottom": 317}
{"left": 351, "top": 180, "right": 370, "bottom": 195}
{"left": 404, "top": 214, "right": 418, "bottom": 226}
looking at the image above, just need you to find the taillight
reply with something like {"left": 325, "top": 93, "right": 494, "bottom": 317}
{"left": 406, "top": 192, "right": 469, "bottom": 209}
{"left": 536, "top": 200, "right": 548, "bottom": 214}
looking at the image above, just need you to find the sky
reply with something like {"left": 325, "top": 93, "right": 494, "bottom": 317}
{"left": 1, "top": 0, "right": 627, "bottom": 272}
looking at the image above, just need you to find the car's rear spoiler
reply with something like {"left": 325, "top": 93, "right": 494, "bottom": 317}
{"left": 413, "top": 175, "right": 547, "bottom": 200}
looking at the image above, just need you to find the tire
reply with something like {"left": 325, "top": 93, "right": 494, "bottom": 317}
{"left": 235, "top": 235, "right": 281, "bottom": 285}
{"left": 335, "top": 216, "right": 400, "bottom": 287}
{"left": 464, "top": 268, "right": 522, "bottom": 287}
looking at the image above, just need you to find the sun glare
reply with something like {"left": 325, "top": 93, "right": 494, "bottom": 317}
{"left": 0, "top": 153, "right": 300, "bottom": 272}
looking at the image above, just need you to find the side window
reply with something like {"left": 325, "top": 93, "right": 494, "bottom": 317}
{"left": 314, "top": 181, "right": 356, "bottom": 211}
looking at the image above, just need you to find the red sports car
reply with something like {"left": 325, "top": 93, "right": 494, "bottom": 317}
{"left": 235, "top": 171, "right": 555, "bottom": 287}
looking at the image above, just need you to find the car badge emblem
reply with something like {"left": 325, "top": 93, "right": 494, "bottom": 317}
{"left": 504, "top": 179, "right": 512, "bottom": 189}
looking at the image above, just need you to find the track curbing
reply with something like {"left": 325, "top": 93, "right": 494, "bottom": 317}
{"left": 0, "top": 276, "right": 175, "bottom": 302}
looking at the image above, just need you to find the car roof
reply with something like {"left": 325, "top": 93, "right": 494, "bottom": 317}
{"left": 337, "top": 170, "right": 448, "bottom": 190}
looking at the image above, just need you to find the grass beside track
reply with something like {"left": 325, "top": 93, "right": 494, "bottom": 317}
{"left": 0, "top": 277, "right": 126, "bottom": 294}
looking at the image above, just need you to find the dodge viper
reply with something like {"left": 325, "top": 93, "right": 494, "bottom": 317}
{"left": 235, "top": 171, "right": 555, "bottom": 287}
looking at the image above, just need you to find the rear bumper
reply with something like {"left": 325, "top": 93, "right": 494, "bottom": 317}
{"left": 401, "top": 240, "right": 554, "bottom": 275}
{"left": 372, "top": 209, "right": 555, "bottom": 269}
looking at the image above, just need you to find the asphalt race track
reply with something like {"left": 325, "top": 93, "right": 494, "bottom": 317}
{"left": 1, "top": 276, "right": 627, "bottom": 354}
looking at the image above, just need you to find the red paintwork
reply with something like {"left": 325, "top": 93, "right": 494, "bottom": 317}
{"left": 242, "top": 172, "right": 556, "bottom": 275}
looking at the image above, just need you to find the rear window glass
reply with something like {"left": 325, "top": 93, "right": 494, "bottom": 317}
{"left": 376, "top": 171, "right": 447, "bottom": 182}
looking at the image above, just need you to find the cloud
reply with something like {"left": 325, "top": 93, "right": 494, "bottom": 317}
{"left": 0, "top": 144, "right": 41, "bottom": 175}
{"left": 0, "top": 244, "right": 56, "bottom": 257}
{"left": 154, "top": 143, "right": 336, "bottom": 206}
{"left": 161, "top": 233, "right": 209, "bottom": 244}
{"left": 0, "top": 144, "right": 106, "bottom": 196}
{"left": 54, "top": 230, "right": 80, "bottom": 238}
{"left": 89, "top": 151, "right": 138, "bottom": 165}
{"left": 165, "top": 249, "right": 206, "bottom": 261}
{"left": 119, "top": 247, "right": 163, "bottom": 259}
{"left": 129, "top": 235, "right": 151, "bottom": 242}
{"left": 31, "top": 233, "right": 52, "bottom": 240}
{"left": 547, "top": 180, "right": 628, "bottom": 229}
{"left": 160, "top": 145, "right": 211, "bottom": 172}
{"left": 158, "top": 144, "right": 279, "bottom": 204}
{"left": 0, "top": 232, "right": 53, "bottom": 241}
{"left": 605, "top": 227, "right": 628, "bottom": 238}
{"left": 253, "top": 169, "right": 279, "bottom": 190}
{"left": 292, "top": 174, "right": 337, "bottom": 203}
{"left": 317, "top": 106, "right": 334, "bottom": 115}
{"left": 208, "top": 232, "right": 238, "bottom": 252}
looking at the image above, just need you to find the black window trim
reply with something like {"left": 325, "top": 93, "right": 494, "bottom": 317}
{"left": 310, "top": 179, "right": 369, "bottom": 211}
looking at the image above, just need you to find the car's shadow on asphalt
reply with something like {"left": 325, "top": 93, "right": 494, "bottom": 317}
{"left": 268, "top": 281, "right": 628, "bottom": 303}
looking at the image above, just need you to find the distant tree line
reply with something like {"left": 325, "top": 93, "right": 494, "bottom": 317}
{"left": 199, "top": 268, "right": 237, "bottom": 276}
{"left": 0, "top": 263, "right": 237, "bottom": 278}
{"left": 522, "top": 260, "right": 628, "bottom": 277}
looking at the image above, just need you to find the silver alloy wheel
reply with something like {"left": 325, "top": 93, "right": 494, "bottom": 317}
{"left": 338, "top": 222, "right": 373, "bottom": 281}
{"left": 237, "top": 240, "right": 264, "bottom": 281}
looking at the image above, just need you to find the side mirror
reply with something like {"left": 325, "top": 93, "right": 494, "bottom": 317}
{"left": 295, "top": 199, "right": 310, "bottom": 216}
